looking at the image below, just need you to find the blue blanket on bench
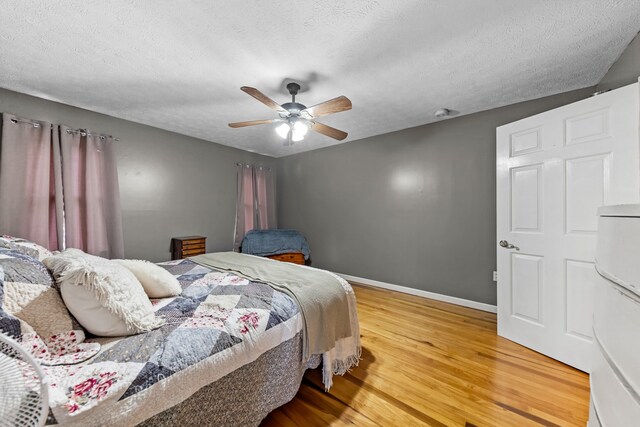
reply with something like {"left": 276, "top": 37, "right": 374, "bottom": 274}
{"left": 241, "top": 229, "right": 310, "bottom": 260}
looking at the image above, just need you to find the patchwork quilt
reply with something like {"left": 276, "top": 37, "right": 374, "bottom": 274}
{"left": 40, "top": 259, "right": 303, "bottom": 426}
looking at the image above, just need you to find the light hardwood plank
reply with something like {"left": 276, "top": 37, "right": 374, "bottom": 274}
{"left": 261, "top": 284, "right": 590, "bottom": 427}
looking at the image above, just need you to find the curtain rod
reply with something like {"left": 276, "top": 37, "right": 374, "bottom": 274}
{"left": 10, "top": 118, "right": 42, "bottom": 128}
{"left": 65, "top": 128, "right": 121, "bottom": 142}
{"left": 10, "top": 118, "right": 120, "bottom": 142}
{"left": 235, "top": 162, "right": 271, "bottom": 170}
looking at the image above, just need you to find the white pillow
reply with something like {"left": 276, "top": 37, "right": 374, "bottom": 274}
{"left": 43, "top": 250, "right": 164, "bottom": 337}
{"left": 59, "top": 284, "right": 131, "bottom": 337}
{"left": 43, "top": 248, "right": 106, "bottom": 273}
{"left": 113, "top": 259, "right": 182, "bottom": 298}
{"left": 55, "top": 247, "right": 106, "bottom": 263}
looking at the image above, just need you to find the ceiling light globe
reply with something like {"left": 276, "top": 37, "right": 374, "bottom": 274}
{"left": 275, "top": 123, "right": 290, "bottom": 139}
{"left": 293, "top": 120, "right": 309, "bottom": 137}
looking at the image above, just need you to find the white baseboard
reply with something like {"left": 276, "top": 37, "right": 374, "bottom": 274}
{"left": 338, "top": 273, "right": 497, "bottom": 314}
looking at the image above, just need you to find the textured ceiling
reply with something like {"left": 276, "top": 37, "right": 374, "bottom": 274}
{"left": 0, "top": 1, "right": 639, "bottom": 157}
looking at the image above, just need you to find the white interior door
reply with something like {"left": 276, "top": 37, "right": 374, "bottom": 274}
{"left": 496, "top": 83, "right": 640, "bottom": 372}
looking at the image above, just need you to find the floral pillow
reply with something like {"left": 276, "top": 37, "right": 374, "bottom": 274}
{"left": 0, "top": 235, "right": 53, "bottom": 261}
{"left": 0, "top": 260, "right": 99, "bottom": 366}
{"left": 0, "top": 248, "right": 77, "bottom": 337}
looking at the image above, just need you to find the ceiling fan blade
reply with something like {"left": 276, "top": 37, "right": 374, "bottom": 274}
{"left": 303, "top": 96, "right": 352, "bottom": 118}
{"left": 240, "top": 87, "right": 288, "bottom": 114}
{"left": 228, "top": 119, "right": 277, "bottom": 128}
{"left": 311, "top": 122, "right": 348, "bottom": 141}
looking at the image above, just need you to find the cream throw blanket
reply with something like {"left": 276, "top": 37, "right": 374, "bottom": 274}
{"left": 190, "top": 252, "right": 361, "bottom": 389}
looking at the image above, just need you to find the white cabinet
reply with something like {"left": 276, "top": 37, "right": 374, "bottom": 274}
{"left": 590, "top": 205, "right": 640, "bottom": 426}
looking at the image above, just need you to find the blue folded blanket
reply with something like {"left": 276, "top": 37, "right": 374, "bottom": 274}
{"left": 241, "top": 229, "right": 310, "bottom": 260}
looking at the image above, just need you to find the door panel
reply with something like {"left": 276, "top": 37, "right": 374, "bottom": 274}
{"left": 510, "top": 126, "right": 543, "bottom": 156}
{"left": 565, "top": 259, "right": 596, "bottom": 341}
{"left": 511, "top": 164, "right": 543, "bottom": 232}
{"left": 497, "top": 83, "right": 639, "bottom": 372}
{"left": 565, "top": 154, "right": 610, "bottom": 234}
{"left": 511, "top": 253, "right": 544, "bottom": 324}
{"left": 564, "top": 107, "right": 611, "bottom": 146}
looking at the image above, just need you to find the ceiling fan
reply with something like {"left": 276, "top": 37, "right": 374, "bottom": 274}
{"left": 228, "top": 82, "right": 352, "bottom": 145}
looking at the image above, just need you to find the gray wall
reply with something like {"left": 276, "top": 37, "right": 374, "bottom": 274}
{"left": 597, "top": 32, "right": 640, "bottom": 91}
{"left": 4, "top": 29, "right": 637, "bottom": 302}
{"left": 277, "top": 88, "right": 594, "bottom": 305}
{"left": 0, "top": 88, "right": 275, "bottom": 262}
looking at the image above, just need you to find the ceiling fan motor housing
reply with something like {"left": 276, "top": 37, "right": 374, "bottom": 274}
{"left": 281, "top": 102, "right": 307, "bottom": 114}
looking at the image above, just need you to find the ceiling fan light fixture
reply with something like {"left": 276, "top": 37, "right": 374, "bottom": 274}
{"left": 292, "top": 120, "right": 309, "bottom": 138}
{"left": 230, "top": 83, "right": 351, "bottom": 143}
{"left": 275, "top": 122, "right": 290, "bottom": 139}
{"left": 276, "top": 119, "right": 309, "bottom": 142}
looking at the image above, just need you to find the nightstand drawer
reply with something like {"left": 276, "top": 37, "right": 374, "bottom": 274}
{"left": 182, "top": 247, "right": 206, "bottom": 257}
{"left": 182, "top": 242, "right": 206, "bottom": 250}
{"left": 267, "top": 252, "right": 305, "bottom": 265}
{"left": 171, "top": 236, "right": 207, "bottom": 260}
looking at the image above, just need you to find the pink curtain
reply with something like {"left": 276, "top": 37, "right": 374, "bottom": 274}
{"left": 234, "top": 164, "right": 255, "bottom": 250}
{"left": 0, "top": 114, "right": 62, "bottom": 249}
{"left": 254, "top": 166, "right": 276, "bottom": 229}
{"left": 58, "top": 125, "right": 124, "bottom": 258}
{"left": 233, "top": 163, "right": 276, "bottom": 250}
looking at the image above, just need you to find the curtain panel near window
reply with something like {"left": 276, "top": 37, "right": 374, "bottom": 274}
{"left": 233, "top": 163, "right": 276, "bottom": 250}
{"left": 0, "top": 113, "right": 124, "bottom": 258}
{"left": 254, "top": 165, "right": 276, "bottom": 230}
{"left": 0, "top": 114, "right": 63, "bottom": 249}
{"left": 58, "top": 125, "right": 124, "bottom": 259}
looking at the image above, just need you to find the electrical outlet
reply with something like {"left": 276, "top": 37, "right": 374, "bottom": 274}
{"left": 493, "top": 271, "right": 498, "bottom": 282}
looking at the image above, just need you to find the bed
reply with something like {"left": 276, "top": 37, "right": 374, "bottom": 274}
{"left": 0, "top": 246, "right": 360, "bottom": 427}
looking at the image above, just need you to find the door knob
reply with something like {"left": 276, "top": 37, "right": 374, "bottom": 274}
{"left": 499, "top": 240, "right": 519, "bottom": 251}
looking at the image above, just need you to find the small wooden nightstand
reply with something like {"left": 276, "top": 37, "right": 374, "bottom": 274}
{"left": 171, "top": 236, "right": 206, "bottom": 260}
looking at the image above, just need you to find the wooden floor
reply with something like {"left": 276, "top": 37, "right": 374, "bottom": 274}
{"left": 261, "top": 284, "right": 590, "bottom": 427}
